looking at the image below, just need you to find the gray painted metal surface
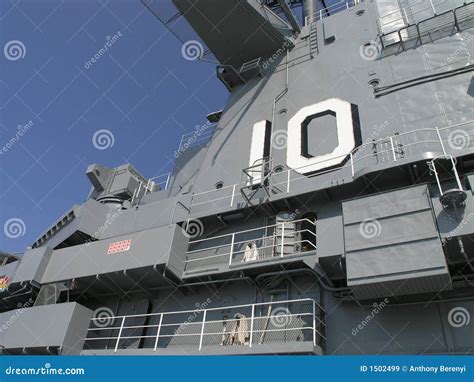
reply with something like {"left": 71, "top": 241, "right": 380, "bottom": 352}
{"left": 1, "top": 0, "right": 474, "bottom": 356}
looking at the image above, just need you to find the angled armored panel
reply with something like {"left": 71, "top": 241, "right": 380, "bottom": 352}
{"left": 342, "top": 184, "right": 452, "bottom": 300}
{"left": 32, "top": 199, "right": 113, "bottom": 250}
{"left": 0, "top": 302, "right": 92, "bottom": 355}
{"left": 173, "top": 0, "right": 293, "bottom": 68}
{"left": 11, "top": 247, "right": 53, "bottom": 285}
{"left": 40, "top": 224, "right": 189, "bottom": 283}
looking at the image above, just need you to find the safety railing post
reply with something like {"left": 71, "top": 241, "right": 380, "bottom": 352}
{"left": 389, "top": 136, "right": 397, "bottom": 162}
{"left": 199, "top": 309, "right": 207, "bottom": 351}
{"left": 280, "top": 223, "right": 285, "bottom": 258}
{"left": 230, "top": 184, "right": 236, "bottom": 207}
{"left": 312, "top": 300, "right": 316, "bottom": 346}
{"left": 115, "top": 316, "right": 126, "bottom": 353}
{"left": 350, "top": 152, "right": 354, "bottom": 177}
{"left": 453, "top": 9, "right": 460, "bottom": 31}
{"left": 249, "top": 304, "right": 255, "bottom": 348}
{"left": 153, "top": 313, "right": 164, "bottom": 351}
{"left": 430, "top": 160, "right": 443, "bottom": 196}
{"left": 429, "top": 0, "right": 436, "bottom": 14}
{"left": 435, "top": 127, "right": 447, "bottom": 157}
{"left": 286, "top": 170, "right": 291, "bottom": 193}
{"left": 229, "top": 233, "right": 235, "bottom": 266}
{"left": 165, "top": 173, "right": 171, "bottom": 190}
{"left": 450, "top": 156, "right": 463, "bottom": 191}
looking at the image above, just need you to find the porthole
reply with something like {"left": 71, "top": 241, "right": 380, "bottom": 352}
{"left": 368, "top": 79, "right": 380, "bottom": 88}
{"left": 278, "top": 108, "right": 288, "bottom": 116}
{"left": 215, "top": 181, "right": 224, "bottom": 189}
{"left": 356, "top": 10, "right": 365, "bottom": 16}
{"left": 274, "top": 165, "right": 284, "bottom": 173}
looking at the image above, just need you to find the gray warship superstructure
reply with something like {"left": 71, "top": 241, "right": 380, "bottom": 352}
{"left": 1, "top": 0, "right": 474, "bottom": 355}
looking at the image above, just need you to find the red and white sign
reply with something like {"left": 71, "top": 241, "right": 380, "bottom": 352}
{"left": 107, "top": 239, "right": 132, "bottom": 254}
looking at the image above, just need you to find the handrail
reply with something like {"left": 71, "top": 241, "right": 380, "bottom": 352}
{"left": 187, "top": 230, "right": 315, "bottom": 256}
{"left": 130, "top": 172, "right": 171, "bottom": 205}
{"left": 189, "top": 119, "right": 474, "bottom": 209}
{"left": 87, "top": 311, "right": 321, "bottom": 332}
{"left": 85, "top": 298, "right": 324, "bottom": 352}
{"left": 89, "top": 297, "right": 319, "bottom": 320}
{"left": 305, "top": 0, "right": 357, "bottom": 25}
{"left": 189, "top": 218, "right": 315, "bottom": 245}
{"left": 379, "top": 1, "right": 474, "bottom": 49}
{"left": 186, "top": 239, "right": 316, "bottom": 264}
{"left": 378, "top": 0, "right": 448, "bottom": 30}
{"left": 178, "top": 123, "right": 217, "bottom": 152}
{"left": 185, "top": 218, "right": 316, "bottom": 268}
{"left": 187, "top": 229, "right": 315, "bottom": 255}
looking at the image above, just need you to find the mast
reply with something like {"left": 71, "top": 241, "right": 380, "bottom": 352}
{"left": 302, "top": 0, "right": 317, "bottom": 22}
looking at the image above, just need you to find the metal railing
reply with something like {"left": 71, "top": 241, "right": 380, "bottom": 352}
{"left": 379, "top": 1, "right": 473, "bottom": 49}
{"left": 185, "top": 218, "right": 316, "bottom": 271}
{"left": 378, "top": 0, "right": 448, "bottom": 33}
{"left": 177, "top": 123, "right": 217, "bottom": 153}
{"left": 305, "top": 0, "right": 360, "bottom": 25}
{"left": 189, "top": 120, "right": 474, "bottom": 210}
{"left": 84, "top": 298, "right": 324, "bottom": 353}
{"left": 130, "top": 172, "right": 171, "bottom": 204}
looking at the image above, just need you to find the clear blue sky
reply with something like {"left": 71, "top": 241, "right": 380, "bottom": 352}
{"left": 0, "top": 0, "right": 227, "bottom": 254}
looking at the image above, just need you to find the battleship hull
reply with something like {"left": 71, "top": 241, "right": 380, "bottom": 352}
{"left": 1, "top": 0, "right": 474, "bottom": 356}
